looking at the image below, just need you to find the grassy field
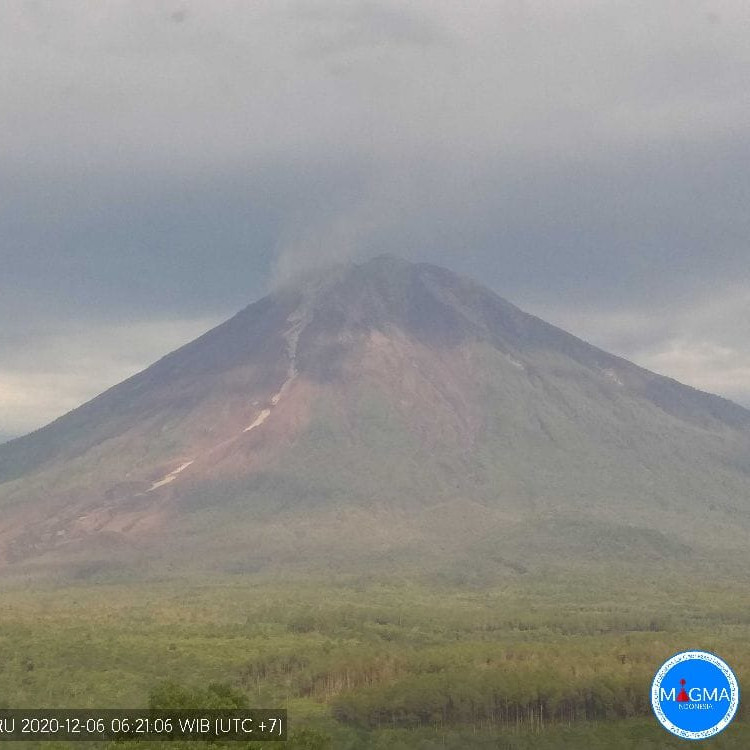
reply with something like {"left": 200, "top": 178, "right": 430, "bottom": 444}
{"left": 1, "top": 571, "right": 748, "bottom": 748}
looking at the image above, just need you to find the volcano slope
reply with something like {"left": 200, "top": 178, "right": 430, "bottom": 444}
{"left": 0, "top": 255, "right": 749, "bottom": 581}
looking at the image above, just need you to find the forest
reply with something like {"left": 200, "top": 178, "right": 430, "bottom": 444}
{"left": 0, "top": 569, "right": 747, "bottom": 749}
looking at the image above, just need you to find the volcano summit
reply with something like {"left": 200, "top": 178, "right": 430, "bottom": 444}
{"left": 1, "top": 256, "right": 749, "bottom": 580}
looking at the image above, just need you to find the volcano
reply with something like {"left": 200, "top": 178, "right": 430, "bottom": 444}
{"left": 1, "top": 255, "right": 749, "bottom": 580}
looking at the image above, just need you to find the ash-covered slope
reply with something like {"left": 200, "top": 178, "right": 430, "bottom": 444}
{"left": 1, "top": 255, "right": 749, "bottom": 578}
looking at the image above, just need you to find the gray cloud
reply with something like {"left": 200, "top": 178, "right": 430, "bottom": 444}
{"left": 1, "top": 0, "right": 749, "bottom": 434}
{"left": 0, "top": 316, "right": 219, "bottom": 438}
{"left": 295, "top": 0, "right": 448, "bottom": 58}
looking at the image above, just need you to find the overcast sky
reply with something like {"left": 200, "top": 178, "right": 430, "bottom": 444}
{"left": 1, "top": 0, "right": 749, "bottom": 442}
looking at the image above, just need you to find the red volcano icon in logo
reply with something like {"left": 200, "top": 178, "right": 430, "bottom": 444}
{"left": 677, "top": 679, "right": 690, "bottom": 702}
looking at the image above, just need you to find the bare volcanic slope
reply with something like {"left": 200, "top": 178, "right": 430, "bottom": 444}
{"left": 1, "top": 255, "right": 749, "bottom": 579}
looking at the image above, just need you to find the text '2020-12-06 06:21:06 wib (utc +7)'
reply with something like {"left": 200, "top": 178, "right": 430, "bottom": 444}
{"left": 0, "top": 709, "right": 287, "bottom": 741}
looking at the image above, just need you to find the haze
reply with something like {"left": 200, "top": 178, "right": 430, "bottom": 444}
{"left": 2, "top": 0, "right": 749, "bottom": 441}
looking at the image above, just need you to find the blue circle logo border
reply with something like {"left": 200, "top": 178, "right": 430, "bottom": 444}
{"left": 651, "top": 650, "right": 740, "bottom": 740}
